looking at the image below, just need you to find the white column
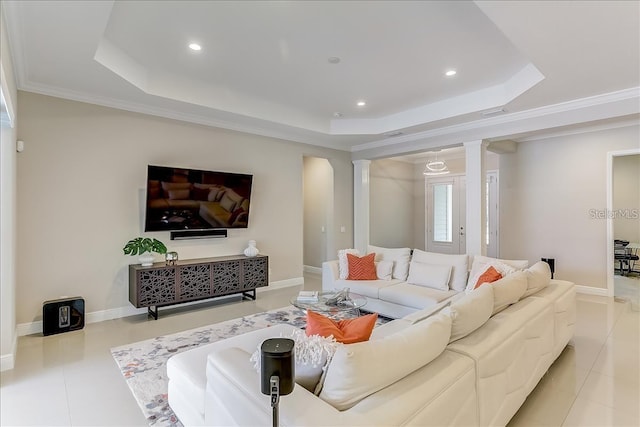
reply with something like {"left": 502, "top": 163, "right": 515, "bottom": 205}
{"left": 464, "top": 140, "right": 488, "bottom": 257}
{"left": 353, "top": 160, "right": 371, "bottom": 254}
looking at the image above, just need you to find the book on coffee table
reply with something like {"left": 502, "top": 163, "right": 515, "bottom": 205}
{"left": 297, "top": 290, "right": 319, "bottom": 302}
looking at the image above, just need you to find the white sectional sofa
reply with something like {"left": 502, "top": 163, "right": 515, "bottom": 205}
{"left": 166, "top": 249, "right": 576, "bottom": 426}
{"left": 323, "top": 247, "right": 477, "bottom": 319}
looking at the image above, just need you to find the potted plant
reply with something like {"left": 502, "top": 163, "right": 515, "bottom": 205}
{"left": 123, "top": 237, "right": 167, "bottom": 267}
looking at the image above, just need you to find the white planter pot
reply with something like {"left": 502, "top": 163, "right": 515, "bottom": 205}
{"left": 139, "top": 252, "right": 155, "bottom": 267}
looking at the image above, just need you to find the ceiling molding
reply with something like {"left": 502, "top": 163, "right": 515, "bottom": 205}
{"left": 17, "top": 79, "right": 349, "bottom": 151}
{"left": 351, "top": 87, "right": 640, "bottom": 152}
{"left": 330, "top": 63, "right": 544, "bottom": 135}
{"left": 352, "top": 87, "right": 640, "bottom": 160}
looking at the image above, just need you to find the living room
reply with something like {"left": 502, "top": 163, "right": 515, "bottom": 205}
{"left": 1, "top": 1, "right": 639, "bottom": 426}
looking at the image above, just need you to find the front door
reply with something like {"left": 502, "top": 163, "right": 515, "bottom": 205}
{"left": 426, "top": 175, "right": 466, "bottom": 254}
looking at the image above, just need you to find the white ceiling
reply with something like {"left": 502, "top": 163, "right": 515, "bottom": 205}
{"left": 3, "top": 1, "right": 639, "bottom": 156}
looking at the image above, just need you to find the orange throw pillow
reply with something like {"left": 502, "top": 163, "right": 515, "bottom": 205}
{"left": 474, "top": 265, "right": 503, "bottom": 289}
{"left": 305, "top": 310, "right": 378, "bottom": 344}
{"left": 346, "top": 253, "right": 377, "bottom": 280}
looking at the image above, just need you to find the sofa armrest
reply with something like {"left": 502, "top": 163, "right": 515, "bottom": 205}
{"left": 322, "top": 260, "right": 340, "bottom": 292}
{"left": 206, "top": 347, "right": 349, "bottom": 426}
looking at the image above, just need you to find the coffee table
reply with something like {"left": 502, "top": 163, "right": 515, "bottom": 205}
{"left": 290, "top": 291, "right": 367, "bottom": 317}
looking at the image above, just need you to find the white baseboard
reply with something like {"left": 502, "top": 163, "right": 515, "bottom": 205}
{"left": 575, "top": 285, "right": 610, "bottom": 297}
{"left": 17, "top": 277, "right": 304, "bottom": 336}
{"left": 258, "top": 277, "right": 304, "bottom": 292}
{"left": 0, "top": 333, "right": 17, "bottom": 371}
{"left": 303, "top": 265, "right": 322, "bottom": 274}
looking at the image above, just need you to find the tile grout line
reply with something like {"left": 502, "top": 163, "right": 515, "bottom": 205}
{"left": 560, "top": 299, "right": 632, "bottom": 426}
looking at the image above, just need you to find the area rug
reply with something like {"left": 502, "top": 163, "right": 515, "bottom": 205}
{"left": 111, "top": 305, "right": 387, "bottom": 427}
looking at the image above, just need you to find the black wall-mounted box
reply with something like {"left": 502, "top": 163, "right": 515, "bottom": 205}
{"left": 43, "top": 297, "right": 85, "bottom": 336}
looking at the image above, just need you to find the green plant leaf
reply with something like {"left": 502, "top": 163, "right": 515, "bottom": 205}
{"left": 123, "top": 237, "right": 167, "bottom": 256}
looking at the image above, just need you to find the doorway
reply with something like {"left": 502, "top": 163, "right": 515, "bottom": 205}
{"left": 426, "top": 175, "right": 466, "bottom": 254}
{"left": 302, "top": 157, "right": 334, "bottom": 270}
{"left": 426, "top": 171, "right": 499, "bottom": 256}
{"left": 608, "top": 151, "right": 640, "bottom": 306}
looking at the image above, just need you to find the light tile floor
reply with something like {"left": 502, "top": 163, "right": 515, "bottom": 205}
{"left": 1, "top": 273, "right": 638, "bottom": 426}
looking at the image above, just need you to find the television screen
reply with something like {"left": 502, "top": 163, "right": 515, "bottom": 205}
{"left": 144, "top": 165, "right": 253, "bottom": 231}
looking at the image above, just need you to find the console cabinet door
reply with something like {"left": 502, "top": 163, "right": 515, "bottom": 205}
{"left": 212, "top": 260, "right": 241, "bottom": 296}
{"left": 242, "top": 257, "right": 268, "bottom": 290}
{"left": 178, "top": 263, "right": 212, "bottom": 301}
{"left": 135, "top": 267, "right": 176, "bottom": 307}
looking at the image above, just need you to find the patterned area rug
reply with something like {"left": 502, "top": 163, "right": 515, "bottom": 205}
{"left": 111, "top": 305, "right": 385, "bottom": 427}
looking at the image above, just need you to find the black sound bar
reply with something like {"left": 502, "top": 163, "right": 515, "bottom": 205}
{"left": 170, "top": 229, "right": 228, "bottom": 240}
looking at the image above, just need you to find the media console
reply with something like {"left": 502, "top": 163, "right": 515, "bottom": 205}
{"left": 129, "top": 254, "right": 268, "bottom": 319}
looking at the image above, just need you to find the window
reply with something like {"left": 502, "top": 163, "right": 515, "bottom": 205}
{"left": 433, "top": 183, "right": 452, "bottom": 242}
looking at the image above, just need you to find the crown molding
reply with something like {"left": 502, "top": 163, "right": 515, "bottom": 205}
{"left": 18, "top": 80, "right": 349, "bottom": 151}
{"left": 351, "top": 87, "right": 640, "bottom": 153}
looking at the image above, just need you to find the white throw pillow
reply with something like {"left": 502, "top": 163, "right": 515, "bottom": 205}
{"left": 445, "top": 284, "right": 494, "bottom": 342}
{"left": 337, "top": 249, "right": 359, "bottom": 279}
{"left": 367, "top": 245, "right": 411, "bottom": 281}
{"left": 490, "top": 271, "right": 528, "bottom": 315}
{"left": 406, "top": 261, "right": 452, "bottom": 291}
{"left": 375, "top": 260, "right": 394, "bottom": 281}
{"left": 320, "top": 312, "right": 452, "bottom": 410}
{"left": 466, "top": 255, "right": 528, "bottom": 290}
{"left": 410, "top": 249, "right": 469, "bottom": 292}
{"left": 522, "top": 261, "right": 552, "bottom": 298}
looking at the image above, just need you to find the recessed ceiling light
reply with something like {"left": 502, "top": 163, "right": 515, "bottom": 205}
{"left": 356, "top": 101, "right": 366, "bottom": 107}
{"left": 445, "top": 70, "right": 457, "bottom": 77}
{"left": 189, "top": 43, "right": 202, "bottom": 51}
{"left": 328, "top": 57, "right": 341, "bottom": 64}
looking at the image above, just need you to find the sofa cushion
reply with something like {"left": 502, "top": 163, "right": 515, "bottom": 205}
{"left": 368, "top": 245, "right": 411, "bottom": 281}
{"left": 410, "top": 249, "right": 469, "bottom": 292}
{"left": 406, "top": 261, "right": 452, "bottom": 291}
{"left": 333, "top": 278, "right": 402, "bottom": 299}
{"left": 219, "top": 193, "right": 238, "bottom": 212}
{"left": 319, "top": 311, "right": 452, "bottom": 411}
{"left": 376, "top": 260, "right": 394, "bottom": 280}
{"left": 161, "top": 181, "right": 192, "bottom": 197}
{"left": 338, "top": 249, "right": 359, "bottom": 279}
{"left": 522, "top": 261, "right": 552, "bottom": 298}
{"left": 445, "top": 284, "right": 494, "bottom": 342}
{"left": 402, "top": 297, "right": 456, "bottom": 324}
{"left": 168, "top": 189, "right": 191, "bottom": 200}
{"left": 378, "top": 282, "right": 458, "bottom": 310}
{"left": 490, "top": 271, "right": 528, "bottom": 315}
{"left": 306, "top": 310, "right": 377, "bottom": 344}
{"left": 346, "top": 253, "right": 377, "bottom": 280}
{"left": 207, "top": 187, "right": 226, "bottom": 202}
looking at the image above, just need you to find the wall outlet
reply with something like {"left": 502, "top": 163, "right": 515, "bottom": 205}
{"left": 340, "top": 226, "right": 346, "bottom": 233}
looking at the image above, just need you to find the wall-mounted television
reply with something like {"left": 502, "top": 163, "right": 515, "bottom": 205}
{"left": 144, "top": 165, "right": 253, "bottom": 232}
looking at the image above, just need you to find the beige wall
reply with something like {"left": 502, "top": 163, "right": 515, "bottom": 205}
{"left": 370, "top": 159, "right": 415, "bottom": 248}
{"left": 1, "top": 6, "right": 19, "bottom": 369}
{"left": 613, "top": 154, "right": 640, "bottom": 243}
{"left": 15, "top": 92, "right": 353, "bottom": 325}
{"left": 499, "top": 125, "right": 640, "bottom": 288}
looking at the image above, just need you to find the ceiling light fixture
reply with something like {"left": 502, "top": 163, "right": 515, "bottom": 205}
{"left": 188, "top": 43, "right": 202, "bottom": 51}
{"left": 445, "top": 70, "right": 457, "bottom": 77}
{"left": 356, "top": 101, "right": 366, "bottom": 107}
{"left": 423, "top": 153, "right": 450, "bottom": 176}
